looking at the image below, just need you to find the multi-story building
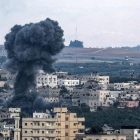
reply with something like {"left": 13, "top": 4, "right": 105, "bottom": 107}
{"left": 72, "top": 89, "right": 110, "bottom": 111}
{"left": 38, "top": 87, "right": 60, "bottom": 102}
{"left": 57, "top": 79, "right": 79, "bottom": 87}
{"left": 120, "top": 126, "right": 138, "bottom": 140}
{"left": 114, "top": 83, "right": 130, "bottom": 90}
{"left": 22, "top": 107, "right": 85, "bottom": 140}
{"left": 37, "top": 70, "right": 57, "bottom": 88}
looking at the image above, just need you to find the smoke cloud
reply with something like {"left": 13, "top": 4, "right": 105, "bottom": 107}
{"left": 2, "top": 18, "right": 65, "bottom": 111}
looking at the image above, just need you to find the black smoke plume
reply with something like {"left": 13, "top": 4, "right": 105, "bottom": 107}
{"left": 2, "top": 18, "right": 64, "bottom": 111}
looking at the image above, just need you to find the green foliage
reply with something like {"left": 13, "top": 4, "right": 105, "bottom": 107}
{"left": 97, "top": 106, "right": 103, "bottom": 111}
{"left": 90, "top": 125, "right": 103, "bottom": 134}
{"left": 68, "top": 103, "right": 90, "bottom": 114}
{"left": 68, "top": 106, "right": 140, "bottom": 129}
{"left": 113, "top": 102, "right": 120, "bottom": 108}
{"left": 110, "top": 77, "right": 140, "bottom": 83}
{"left": 54, "top": 62, "right": 140, "bottom": 77}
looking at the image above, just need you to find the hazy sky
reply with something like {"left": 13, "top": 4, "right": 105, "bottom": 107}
{"left": 0, "top": 0, "right": 140, "bottom": 48}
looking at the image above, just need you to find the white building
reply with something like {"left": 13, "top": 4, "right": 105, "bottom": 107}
{"left": 114, "top": 83, "right": 130, "bottom": 90}
{"left": 37, "top": 70, "right": 57, "bottom": 88}
{"left": 57, "top": 79, "right": 79, "bottom": 87}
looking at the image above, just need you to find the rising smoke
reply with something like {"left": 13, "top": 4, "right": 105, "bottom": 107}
{"left": 2, "top": 18, "right": 65, "bottom": 111}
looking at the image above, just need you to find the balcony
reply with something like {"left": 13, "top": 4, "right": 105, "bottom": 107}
{"left": 77, "top": 118, "right": 85, "bottom": 122}
{"left": 78, "top": 125, "right": 85, "bottom": 129}
{"left": 22, "top": 132, "right": 56, "bottom": 137}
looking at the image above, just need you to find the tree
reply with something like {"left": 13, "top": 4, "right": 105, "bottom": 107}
{"left": 90, "top": 125, "right": 103, "bottom": 134}
{"left": 113, "top": 101, "right": 120, "bottom": 108}
{"left": 97, "top": 106, "right": 103, "bottom": 111}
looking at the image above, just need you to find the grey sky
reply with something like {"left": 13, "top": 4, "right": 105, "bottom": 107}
{"left": 0, "top": 0, "right": 140, "bottom": 48}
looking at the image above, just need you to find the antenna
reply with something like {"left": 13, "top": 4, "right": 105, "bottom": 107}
{"left": 76, "top": 27, "right": 77, "bottom": 40}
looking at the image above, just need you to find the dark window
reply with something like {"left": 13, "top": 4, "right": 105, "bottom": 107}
{"left": 25, "top": 131, "right": 27, "bottom": 133}
{"left": 65, "top": 133, "right": 68, "bottom": 136}
{"left": 65, "top": 125, "right": 68, "bottom": 128}
{"left": 25, "top": 123, "right": 27, "bottom": 126}
{"left": 58, "top": 123, "right": 61, "bottom": 126}
{"left": 42, "top": 123, "right": 44, "bottom": 126}
{"left": 65, "top": 117, "right": 68, "bottom": 121}
{"left": 42, "top": 131, "right": 44, "bottom": 134}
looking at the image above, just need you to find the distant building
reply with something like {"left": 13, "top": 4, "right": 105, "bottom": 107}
{"left": 119, "top": 101, "right": 139, "bottom": 108}
{"left": 114, "top": 83, "right": 130, "bottom": 90}
{"left": 37, "top": 70, "right": 57, "bottom": 88}
{"left": 57, "top": 79, "right": 79, "bottom": 87}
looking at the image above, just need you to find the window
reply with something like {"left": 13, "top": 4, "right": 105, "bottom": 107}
{"left": 42, "top": 131, "right": 44, "bottom": 134}
{"left": 25, "top": 123, "right": 27, "bottom": 126}
{"left": 65, "top": 133, "right": 68, "bottom": 136}
{"left": 74, "top": 123, "right": 77, "bottom": 126}
{"left": 65, "top": 117, "right": 68, "bottom": 121}
{"left": 113, "top": 139, "right": 116, "bottom": 140}
{"left": 25, "top": 131, "right": 27, "bottom": 133}
{"left": 65, "top": 125, "right": 68, "bottom": 128}
{"left": 42, "top": 123, "right": 44, "bottom": 126}
{"left": 58, "top": 123, "right": 61, "bottom": 126}
{"left": 25, "top": 139, "right": 27, "bottom": 140}
{"left": 58, "top": 131, "right": 61, "bottom": 134}
{"left": 58, "top": 115, "right": 61, "bottom": 118}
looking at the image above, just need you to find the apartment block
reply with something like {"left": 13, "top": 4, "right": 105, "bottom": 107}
{"left": 22, "top": 107, "right": 85, "bottom": 140}
{"left": 37, "top": 70, "right": 57, "bottom": 88}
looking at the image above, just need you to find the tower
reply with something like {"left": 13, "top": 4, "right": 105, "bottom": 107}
{"left": 14, "top": 117, "right": 21, "bottom": 140}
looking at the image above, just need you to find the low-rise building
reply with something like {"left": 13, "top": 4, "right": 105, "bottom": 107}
{"left": 37, "top": 70, "right": 57, "bottom": 88}
{"left": 57, "top": 79, "right": 79, "bottom": 87}
{"left": 119, "top": 101, "right": 139, "bottom": 108}
{"left": 114, "top": 83, "right": 130, "bottom": 90}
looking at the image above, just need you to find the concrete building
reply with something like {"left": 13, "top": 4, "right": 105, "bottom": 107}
{"left": 22, "top": 107, "right": 85, "bottom": 140}
{"left": 99, "top": 76, "right": 109, "bottom": 84}
{"left": 119, "top": 101, "right": 139, "bottom": 108}
{"left": 38, "top": 87, "right": 60, "bottom": 102}
{"left": 114, "top": 83, "right": 130, "bottom": 90}
{"left": 72, "top": 89, "right": 110, "bottom": 111}
{"left": 120, "top": 126, "right": 138, "bottom": 140}
{"left": 37, "top": 70, "right": 57, "bottom": 88}
{"left": 9, "top": 108, "right": 21, "bottom": 113}
{"left": 57, "top": 79, "right": 79, "bottom": 87}
{"left": 14, "top": 117, "right": 21, "bottom": 140}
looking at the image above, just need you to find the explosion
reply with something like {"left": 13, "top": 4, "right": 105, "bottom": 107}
{"left": 2, "top": 18, "right": 64, "bottom": 111}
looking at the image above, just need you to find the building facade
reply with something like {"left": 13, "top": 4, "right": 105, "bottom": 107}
{"left": 22, "top": 107, "right": 85, "bottom": 140}
{"left": 37, "top": 70, "right": 57, "bottom": 88}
